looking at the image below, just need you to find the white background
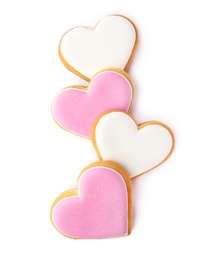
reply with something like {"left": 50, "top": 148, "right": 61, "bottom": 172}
{"left": 0, "top": 0, "right": 199, "bottom": 259}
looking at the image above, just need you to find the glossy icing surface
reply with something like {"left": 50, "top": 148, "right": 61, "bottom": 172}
{"left": 59, "top": 15, "right": 137, "bottom": 80}
{"left": 92, "top": 111, "right": 174, "bottom": 178}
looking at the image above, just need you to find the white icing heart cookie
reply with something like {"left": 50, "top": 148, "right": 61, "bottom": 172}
{"left": 91, "top": 111, "right": 175, "bottom": 179}
{"left": 59, "top": 15, "right": 137, "bottom": 81}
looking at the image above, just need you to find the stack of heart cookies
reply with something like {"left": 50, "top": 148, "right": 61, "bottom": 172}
{"left": 50, "top": 15, "right": 175, "bottom": 239}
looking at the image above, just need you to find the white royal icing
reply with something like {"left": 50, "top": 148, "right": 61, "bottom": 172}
{"left": 93, "top": 112, "right": 174, "bottom": 178}
{"left": 59, "top": 15, "right": 137, "bottom": 80}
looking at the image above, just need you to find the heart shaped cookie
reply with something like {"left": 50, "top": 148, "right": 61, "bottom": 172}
{"left": 52, "top": 70, "right": 134, "bottom": 138}
{"left": 92, "top": 111, "right": 175, "bottom": 179}
{"left": 50, "top": 161, "right": 132, "bottom": 239}
{"left": 59, "top": 15, "right": 137, "bottom": 81}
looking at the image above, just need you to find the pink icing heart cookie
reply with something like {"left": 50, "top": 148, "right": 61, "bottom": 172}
{"left": 59, "top": 15, "right": 137, "bottom": 81}
{"left": 52, "top": 69, "right": 134, "bottom": 138}
{"left": 91, "top": 111, "right": 175, "bottom": 179}
{"left": 50, "top": 161, "right": 132, "bottom": 239}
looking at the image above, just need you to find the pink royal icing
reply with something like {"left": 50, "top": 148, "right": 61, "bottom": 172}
{"left": 52, "top": 70, "right": 133, "bottom": 138}
{"left": 52, "top": 166, "right": 129, "bottom": 239}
